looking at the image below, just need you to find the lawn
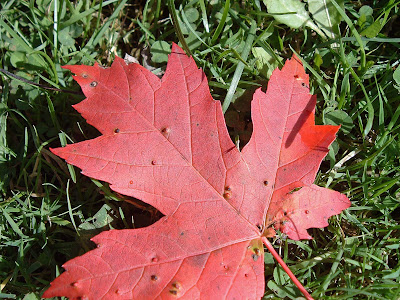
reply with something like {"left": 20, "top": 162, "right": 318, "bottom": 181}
{"left": 0, "top": 0, "right": 399, "bottom": 299}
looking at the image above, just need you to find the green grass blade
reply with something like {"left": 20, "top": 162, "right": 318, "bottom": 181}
{"left": 222, "top": 20, "right": 256, "bottom": 112}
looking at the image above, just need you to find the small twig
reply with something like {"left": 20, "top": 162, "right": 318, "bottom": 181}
{"left": 262, "top": 236, "right": 314, "bottom": 300}
{"left": 0, "top": 68, "right": 83, "bottom": 95}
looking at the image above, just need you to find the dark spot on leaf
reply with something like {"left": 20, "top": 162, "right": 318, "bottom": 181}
{"left": 169, "top": 290, "right": 178, "bottom": 296}
{"left": 151, "top": 275, "right": 158, "bottom": 281}
{"left": 225, "top": 186, "right": 231, "bottom": 191}
{"left": 161, "top": 127, "right": 170, "bottom": 134}
{"left": 82, "top": 74, "right": 88, "bottom": 78}
{"left": 223, "top": 265, "right": 229, "bottom": 270}
{"left": 252, "top": 254, "right": 259, "bottom": 261}
{"left": 301, "top": 82, "right": 309, "bottom": 88}
{"left": 253, "top": 248, "right": 261, "bottom": 255}
{"left": 151, "top": 160, "right": 157, "bottom": 165}
{"left": 263, "top": 180, "right": 268, "bottom": 186}
{"left": 180, "top": 232, "right": 184, "bottom": 236}
{"left": 151, "top": 256, "right": 158, "bottom": 263}
{"left": 256, "top": 223, "right": 263, "bottom": 231}
{"left": 244, "top": 273, "right": 249, "bottom": 277}
{"left": 305, "top": 210, "right": 310, "bottom": 214}
{"left": 70, "top": 282, "right": 78, "bottom": 287}
{"left": 172, "top": 282, "right": 181, "bottom": 289}
{"left": 90, "top": 81, "right": 98, "bottom": 87}
{"left": 114, "top": 128, "right": 120, "bottom": 133}
{"left": 223, "top": 192, "right": 232, "bottom": 200}
{"left": 283, "top": 211, "right": 287, "bottom": 216}
{"left": 294, "top": 74, "right": 299, "bottom": 79}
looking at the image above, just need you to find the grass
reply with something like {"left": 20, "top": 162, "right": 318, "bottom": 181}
{"left": 0, "top": 0, "right": 399, "bottom": 299}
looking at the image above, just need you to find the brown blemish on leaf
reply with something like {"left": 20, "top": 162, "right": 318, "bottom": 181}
{"left": 172, "top": 282, "right": 181, "bottom": 289}
{"left": 90, "top": 81, "right": 98, "bottom": 87}
{"left": 161, "top": 127, "right": 170, "bottom": 134}
{"left": 151, "top": 275, "right": 158, "bottom": 281}
{"left": 223, "top": 192, "right": 232, "bottom": 199}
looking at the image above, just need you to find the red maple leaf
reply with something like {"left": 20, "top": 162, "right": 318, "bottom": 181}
{"left": 43, "top": 44, "right": 350, "bottom": 299}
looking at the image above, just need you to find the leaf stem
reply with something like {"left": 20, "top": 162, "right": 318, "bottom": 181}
{"left": 262, "top": 237, "right": 314, "bottom": 300}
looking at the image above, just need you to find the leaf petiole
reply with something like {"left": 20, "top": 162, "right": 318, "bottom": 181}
{"left": 262, "top": 236, "right": 314, "bottom": 300}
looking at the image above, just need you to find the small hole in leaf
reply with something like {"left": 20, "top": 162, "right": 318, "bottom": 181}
{"left": 169, "top": 290, "right": 178, "bottom": 296}
{"left": 114, "top": 128, "right": 120, "bottom": 133}
{"left": 283, "top": 211, "right": 287, "bottom": 216}
{"left": 253, "top": 248, "right": 261, "bottom": 255}
{"left": 151, "top": 256, "right": 158, "bottom": 262}
{"left": 244, "top": 273, "right": 249, "bottom": 277}
{"left": 129, "top": 180, "right": 133, "bottom": 184}
{"left": 252, "top": 254, "right": 259, "bottom": 261}
{"left": 225, "top": 186, "right": 231, "bottom": 191}
{"left": 305, "top": 210, "right": 310, "bottom": 214}
{"left": 151, "top": 160, "right": 157, "bottom": 165}
{"left": 263, "top": 180, "right": 268, "bottom": 186}
{"left": 90, "top": 81, "right": 98, "bottom": 87}
{"left": 70, "top": 282, "right": 78, "bottom": 287}
{"left": 82, "top": 74, "right": 88, "bottom": 78}
{"left": 223, "top": 265, "right": 229, "bottom": 270}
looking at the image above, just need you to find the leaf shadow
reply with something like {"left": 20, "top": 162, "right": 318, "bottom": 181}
{"left": 284, "top": 94, "right": 315, "bottom": 148}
